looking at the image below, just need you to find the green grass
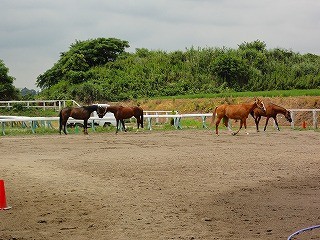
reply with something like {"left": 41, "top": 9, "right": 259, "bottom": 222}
{"left": 0, "top": 108, "right": 58, "bottom": 117}
{"left": 154, "top": 89, "right": 320, "bottom": 100}
{"left": 0, "top": 124, "right": 118, "bottom": 136}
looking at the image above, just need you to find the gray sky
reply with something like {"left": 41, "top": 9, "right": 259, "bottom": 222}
{"left": 1, "top": 0, "right": 320, "bottom": 90}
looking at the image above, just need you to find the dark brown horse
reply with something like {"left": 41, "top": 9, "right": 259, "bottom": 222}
{"left": 59, "top": 105, "right": 106, "bottom": 135}
{"left": 105, "top": 105, "right": 144, "bottom": 133}
{"left": 250, "top": 103, "right": 292, "bottom": 131}
{"left": 212, "top": 98, "right": 265, "bottom": 136}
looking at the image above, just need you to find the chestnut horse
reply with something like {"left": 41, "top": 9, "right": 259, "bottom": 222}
{"left": 105, "top": 105, "right": 144, "bottom": 133}
{"left": 250, "top": 103, "right": 292, "bottom": 131}
{"left": 59, "top": 105, "right": 106, "bottom": 135}
{"left": 212, "top": 98, "right": 265, "bottom": 136}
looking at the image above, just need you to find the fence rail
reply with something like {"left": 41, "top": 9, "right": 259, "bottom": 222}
{"left": 0, "top": 100, "right": 80, "bottom": 110}
{"left": 0, "top": 108, "right": 319, "bottom": 135}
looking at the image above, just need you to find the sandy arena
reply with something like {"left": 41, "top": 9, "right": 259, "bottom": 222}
{"left": 0, "top": 128, "right": 319, "bottom": 240}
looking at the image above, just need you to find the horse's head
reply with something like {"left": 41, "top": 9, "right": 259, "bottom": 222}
{"left": 97, "top": 106, "right": 107, "bottom": 118}
{"left": 254, "top": 97, "right": 266, "bottom": 112}
{"left": 285, "top": 110, "right": 292, "bottom": 122}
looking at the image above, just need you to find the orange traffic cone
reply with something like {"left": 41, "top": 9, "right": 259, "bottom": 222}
{"left": 302, "top": 121, "right": 307, "bottom": 129}
{"left": 0, "top": 180, "right": 11, "bottom": 210}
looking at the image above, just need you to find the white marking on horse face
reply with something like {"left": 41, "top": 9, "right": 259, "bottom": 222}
{"left": 262, "top": 102, "right": 266, "bottom": 111}
{"left": 258, "top": 101, "right": 266, "bottom": 111}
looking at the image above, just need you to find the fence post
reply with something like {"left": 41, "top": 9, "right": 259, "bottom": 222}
{"left": 290, "top": 111, "right": 295, "bottom": 129}
{"left": 174, "top": 117, "right": 182, "bottom": 129}
{"left": 31, "top": 121, "right": 35, "bottom": 133}
{"left": 313, "top": 110, "right": 318, "bottom": 129}
{"left": 1, "top": 122, "right": 5, "bottom": 136}
{"left": 147, "top": 117, "right": 152, "bottom": 130}
{"left": 202, "top": 116, "right": 208, "bottom": 129}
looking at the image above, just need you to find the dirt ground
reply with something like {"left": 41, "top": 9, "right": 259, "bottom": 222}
{"left": 0, "top": 128, "right": 319, "bottom": 240}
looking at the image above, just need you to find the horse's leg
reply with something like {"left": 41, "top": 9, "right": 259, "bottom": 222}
{"left": 135, "top": 117, "right": 139, "bottom": 132}
{"left": 244, "top": 118, "right": 249, "bottom": 134}
{"left": 59, "top": 120, "right": 62, "bottom": 135}
{"left": 62, "top": 118, "right": 68, "bottom": 135}
{"left": 215, "top": 117, "right": 222, "bottom": 135}
{"left": 121, "top": 120, "right": 127, "bottom": 132}
{"left": 140, "top": 114, "right": 144, "bottom": 128}
{"left": 264, "top": 117, "right": 270, "bottom": 131}
{"left": 116, "top": 119, "right": 119, "bottom": 134}
{"left": 63, "top": 122, "right": 67, "bottom": 135}
{"left": 223, "top": 117, "right": 233, "bottom": 132}
{"left": 273, "top": 117, "right": 280, "bottom": 131}
{"left": 59, "top": 120, "right": 63, "bottom": 134}
{"left": 84, "top": 119, "right": 88, "bottom": 135}
{"left": 255, "top": 116, "right": 261, "bottom": 132}
{"left": 232, "top": 119, "right": 243, "bottom": 135}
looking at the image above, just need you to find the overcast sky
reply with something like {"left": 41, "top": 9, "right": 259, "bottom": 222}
{"left": 1, "top": 0, "right": 320, "bottom": 90}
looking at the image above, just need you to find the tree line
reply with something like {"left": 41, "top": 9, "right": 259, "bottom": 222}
{"left": 1, "top": 38, "right": 320, "bottom": 102}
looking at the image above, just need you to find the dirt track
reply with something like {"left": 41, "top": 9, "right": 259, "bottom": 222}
{"left": 0, "top": 128, "right": 319, "bottom": 240}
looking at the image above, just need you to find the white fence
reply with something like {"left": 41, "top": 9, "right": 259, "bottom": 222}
{"left": 0, "top": 109, "right": 319, "bottom": 135}
{"left": 289, "top": 109, "right": 320, "bottom": 129}
{"left": 144, "top": 113, "right": 211, "bottom": 130}
{"left": 0, "top": 116, "right": 116, "bottom": 135}
{"left": 0, "top": 100, "right": 80, "bottom": 110}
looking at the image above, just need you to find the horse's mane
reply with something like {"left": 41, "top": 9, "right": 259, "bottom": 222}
{"left": 83, "top": 105, "right": 98, "bottom": 111}
{"left": 269, "top": 102, "right": 287, "bottom": 110}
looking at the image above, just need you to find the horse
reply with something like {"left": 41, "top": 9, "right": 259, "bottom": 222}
{"left": 59, "top": 105, "right": 106, "bottom": 135}
{"left": 250, "top": 103, "right": 292, "bottom": 131}
{"left": 212, "top": 98, "right": 265, "bottom": 136}
{"left": 105, "top": 105, "right": 144, "bottom": 133}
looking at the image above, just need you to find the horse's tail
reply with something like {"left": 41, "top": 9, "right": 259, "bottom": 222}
{"left": 210, "top": 107, "right": 217, "bottom": 127}
{"left": 140, "top": 109, "right": 144, "bottom": 128}
{"left": 59, "top": 110, "right": 63, "bottom": 134}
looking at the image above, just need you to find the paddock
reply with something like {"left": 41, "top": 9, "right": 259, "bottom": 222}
{"left": 0, "top": 129, "right": 319, "bottom": 240}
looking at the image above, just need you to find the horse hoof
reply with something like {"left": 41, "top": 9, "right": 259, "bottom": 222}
{"left": 231, "top": 132, "right": 236, "bottom": 136}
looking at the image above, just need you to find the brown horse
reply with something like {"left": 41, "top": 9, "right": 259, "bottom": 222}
{"left": 250, "top": 103, "right": 292, "bottom": 131}
{"left": 59, "top": 105, "right": 106, "bottom": 135}
{"left": 212, "top": 98, "right": 265, "bottom": 136}
{"left": 105, "top": 105, "right": 144, "bottom": 133}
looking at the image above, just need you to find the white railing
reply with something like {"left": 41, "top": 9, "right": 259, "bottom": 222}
{"left": 143, "top": 110, "right": 178, "bottom": 124}
{"left": 144, "top": 113, "right": 211, "bottom": 130}
{"left": 289, "top": 109, "right": 320, "bottom": 129}
{"left": 0, "top": 100, "right": 81, "bottom": 110}
{"left": 0, "top": 116, "right": 115, "bottom": 135}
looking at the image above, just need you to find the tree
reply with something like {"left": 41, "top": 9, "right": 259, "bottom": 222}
{"left": 36, "top": 37, "right": 129, "bottom": 89}
{"left": 0, "top": 59, "right": 20, "bottom": 100}
{"left": 211, "top": 50, "right": 250, "bottom": 90}
{"left": 238, "top": 40, "right": 267, "bottom": 52}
